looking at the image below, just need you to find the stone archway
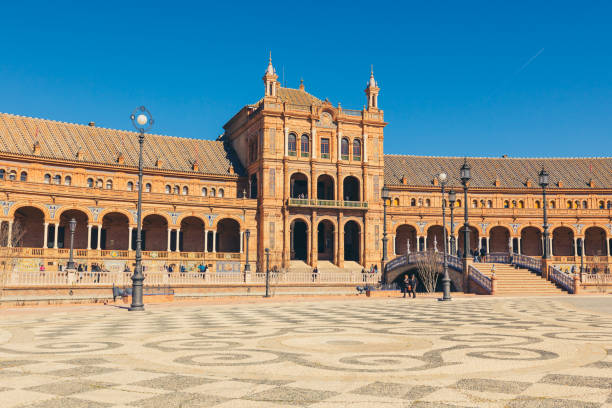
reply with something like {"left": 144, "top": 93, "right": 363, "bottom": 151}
{"left": 426, "top": 226, "right": 445, "bottom": 252}
{"left": 458, "top": 226, "right": 479, "bottom": 256}
{"left": 395, "top": 225, "right": 417, "bottom": 255}
{"left": 343, "top": 176, "right": 360, "bottom": 201}
{"left": 13, "top": 206, "right": 45, "bottom": 248}
{"left": 317, "top": 220, "right": 335, "bottom": 261}
{"left": 343, "top": 220, "right": 360, "bottom": 262}
{"left": 489, "top": 226, "right": 510, "bottom": 253}
{"left": 290, "top": 219, "right": 308, "bottom": 261}
{"left": 58, "top": 210, "right": 89, "bottom": 249}
{"left": 552, "top": 227, "right": 574, "bottom": 256}
{"left": 181, "top": 216, "right": 205, "bottom": 252}
{"left": 584, "top": 227, "right": 607, "bottom": 256}
{"left": 317, "top": 175, "right": 335, "bottom": 200}
{"left": 102, "top": 212, "right": 130, "bottom": 250}
{"left": 143, "top": 214, "right": 168, "bottom": 251}
{"left": 290, "top": 173, "right": 309, "bottom": 199}
{"left": 217, "top": 218, "right": 240, "bottom": 253}
{"left": 521, "top": 227, "right": 542, "bottom": 256}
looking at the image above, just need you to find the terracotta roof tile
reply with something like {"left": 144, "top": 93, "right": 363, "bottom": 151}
{"left": 0, "top": 112, "right": 243, "bottom": 176}
{"left": 252, "top": 87, "right": 323, "bottom": 107}
{"left": 384, "top": 155, "right": 612, "bottom": 189}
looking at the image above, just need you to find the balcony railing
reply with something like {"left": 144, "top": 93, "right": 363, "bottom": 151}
{"left": 287, "top": 198, "right": 368, "bottom": 209}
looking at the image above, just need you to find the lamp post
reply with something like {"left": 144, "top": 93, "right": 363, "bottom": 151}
{"left": 244, "top": 229, "right": 251, "bottom": 272}
{"left": 381, "top": 186, "right": 390, "bottom": 282}
{"left": 66, "top": 218, "right": 77, "bottom": 270}
{"left": 538, "top": 167, "right": 550, "bottom": 261}
{"left": 264, "top": 247, "right": 270, "bottom": 297}
{"left": 449, "top": 190, "right": 457, "bottom": 255}
{"left": 460, "top": 159, "right": 471, "bottom": 259}
{"left": 438, "top": 173, "right": 451, "bottom": 301}
{"left": 129, "top": 106, "right": 153, "bottom": 312}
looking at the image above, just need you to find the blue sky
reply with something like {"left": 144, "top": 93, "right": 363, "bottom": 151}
{"left": 1, "top": 1, "right": 610, "bottom": 157}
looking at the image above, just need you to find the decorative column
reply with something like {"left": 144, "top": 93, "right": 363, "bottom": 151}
{"left": 96, "top": 225, "right": 102, "bottom": 250}
{"left": 424, "top": 236, "right": 428, "bottom": 251}
{"left": 284, "top": 127, "right": 288, "bottom": 157}
{"left": 204, "top": 229, "right": 208, "bottom": 252}
{"left": 517, "top": 237, "right": 522, "bottom": 254}
{"left": 240, "top": 231, "right": 244, "bottom": 253}
{"left": 363, "top": 133, "right": 368, "bottom": 162}
{"left": 87, "top": 224, "right": 92, "bottom": 250}
{"left": 43, "top": 222, "right": 49, "bottom": 248}
{"left": 311, "top": 211, "right": 318, "bottom": 267}
{"left": 485, "top": 237, "right": 490, "bottom": 254}
{"left": 392, "top": 234, "right": 396, "bottom": 256}
{"left": 7, "top": 221, "right": 12, "bottom": 247}
{"left": 311, "top": 128, "right": 317, "bottom": 159}
{"left": 54, "top": 223, "right": 59, "bottom": 249}
{"left": 574, "top": 237, "right": 579, "bottom": 257}
{"left": 167, "top": 228, "right": 171, "bottom": 252}
{"left": 175, "top": 229, "right": 180, "bottom": 252}
{"left": 128, "top": 227, "right": 133, "bottom": 251}
{"left": 337, "top": 131, "right": 342, "bottom": 161}
{"left": 337, "top": 213, "right": 344, "bottom": 267}
{"left": 212, "top": 231, "right": 217, "bottom": 252}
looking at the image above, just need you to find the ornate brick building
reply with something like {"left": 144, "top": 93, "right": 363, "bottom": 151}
{"left": 0, "top": 58, "right": 611, "bottom": 277}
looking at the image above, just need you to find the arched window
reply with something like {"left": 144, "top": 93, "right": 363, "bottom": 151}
{"left": 574, "top": 200, "right": 580, "bottom": 209}
{"left": 165, "top": 185, "right": 171, "bottom": 194}
{"left": 86, "top": 177, "right": 93, "bottom": 188}
{"left": 393, "top": 198, "right": 400, "bottom": 206}
{"left": 202, "top": 187, "right": 207, "bottom": 197}
{"left": 550, "top": 200, "right": 556, "bottom": 209}
{"left": 300, "top": 134, "right": 309, "bottom": 157}
{"left": 582, "top": 200, "right": 588, "bottom": 209}
{"left": 64, "top": 176, "right": 72, "bottom": 186}
{"left": 566, "top": 200, "right": 572, "bottom": 209}
{"left": 353, "top": 139, "right": 362, "bottom": 161}
{"left": 145, "top": 183, "right": 151, "bottom": 192}
{"left": 211, "top": 188, "right": 216, "bottom": 197}
{"left": 503, "top": 200, "right": 510, "bottom": 208}
{"left": 218, "top": 188, "right": 225, "bottom": 198}
{"left": 20, "top": 171, "right": 27, "bottom": 182}
{"left": 0, "top": 169, "right": 5, "bottom": 180}
{"left": 472, "top": 200, "right": 478, "bottom": 208}
{"left": 106, "top": 180, "right": 113, "bottom": 190}
{"left": 518, "top": 200, "right": 525, "bottom": 208}
{"left": 53, "top": 175, "right": 61, "bottom": 185}
{"left": 456, "top": 199, "right": 462, "bottom": 207}
{"left": 96, "top": 178, "right": 103, "bottom": 188}
{"left": 127, "top": 181, "right": 134, "bottom": 191}
{"left": 535, "top": 200, "right": 541, "bottom": 209}
{"left": 599, "top": 200, "right": 605, "bottom": 209}
{"left": 173, "top": 185, "right": 179, "bottom": 194}
{"left": 8, "top": 170, "right": 16, "bottom": 180}
{"left": 511, "top": 200, "right": 517, "bottom": 208}
{"left": 608, "top": 200, "right": 612, "bottom": 209}
{"left": 410, "top": 198, "right": 416, "bottom": 206}
{"left": 425, "top": 199, "right": 431, "bottom": 207}
{"left": 182, "top": 186, "right": 188, "bottom": 195}
{"left": 288, "top": 133, "right": 297, "bottom": 156}
{"left": 43, "top": 173, "right": 50, "bottom": 184}
{"left": 341, "top": 137, "right": 349, "bottom": 160}
{"left": 418, "top": 198, "right": 423, "bottom": 206}
{"left": 487, "top": 200, "right": 493, "bottom": 208}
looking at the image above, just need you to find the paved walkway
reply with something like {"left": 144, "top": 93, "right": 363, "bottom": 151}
{"left": 0, "top": 296, "right": 611, "bottom": 407}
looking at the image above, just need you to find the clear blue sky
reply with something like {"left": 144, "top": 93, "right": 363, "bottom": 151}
{"left": 1, "top": 1, "right": 610, "bottom": 157}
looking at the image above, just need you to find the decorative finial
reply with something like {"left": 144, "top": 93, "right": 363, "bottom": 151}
{"left": 299, "top": 78, "right": 304, "bottom": 90}
{"left": 371, "top": 64, "right": 374, "bottom": 76}
{"left": 266, "top": 52, "right": 274, "bottom": 75}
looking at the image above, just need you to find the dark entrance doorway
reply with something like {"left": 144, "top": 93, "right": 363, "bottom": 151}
{"left": 317, "top": 220, "right": 334, "bottom": 261}
{"left": 291, "top": 220, "right": 308, "bottom": 261}
{"left": 344, "top": 220, "right": 360, "bottom": 262}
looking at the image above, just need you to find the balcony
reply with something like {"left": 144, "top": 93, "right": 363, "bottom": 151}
{"left": 287, "top": 198, "right": 368, "bottom": 209}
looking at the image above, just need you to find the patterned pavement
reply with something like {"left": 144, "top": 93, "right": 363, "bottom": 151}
{"left": 0, "top": 296, "right": 611, "bottom": 407}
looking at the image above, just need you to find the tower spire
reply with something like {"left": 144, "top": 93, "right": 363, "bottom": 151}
{"left": 263, "top": 52, "right": 278, "bottom": 97}
{"left": 365, "top": 65, "right": 380, "bottom": 109}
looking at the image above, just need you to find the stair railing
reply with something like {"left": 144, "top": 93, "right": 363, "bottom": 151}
{"left": 512, "top": 254, "right": 542, "bottom": 274}
{"left": 468, "top": 264, "right": 492, "bottom": 294}
{"left": 482, "top": 252, "right": 511, "bottom": 263}
{"left": 548, "top": 265, "right": 575, "bottom": 294}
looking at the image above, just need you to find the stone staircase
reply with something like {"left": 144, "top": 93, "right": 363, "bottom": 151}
{"left": 475, "top": 263, "right": 567, "bottom": 295}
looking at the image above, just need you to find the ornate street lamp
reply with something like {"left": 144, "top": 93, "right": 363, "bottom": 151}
{"left": 244, "top": 229, "right": 251, "bottom": 272}
{"left": 438, "top": 173, "right": 451, "bottom": 301}
{"left": 460, "top": 159, "right": 471, "bottom": 259}
{"left": 129, "top": 106, "right": 154, "bottom": 312}
{"left": 264, "top": 247, "right": 270, "bottom": 297}
{"left": 448, "top": 190, "right": 457, "bottom": 255}
{"left": 538, "top": 167, "right": 550, "bottom": 260}
{"left": 381, "top": 186, "right": 390, "bottom": 282}
{"left": 66, "top": 218, "right": 77, "bottom": 270}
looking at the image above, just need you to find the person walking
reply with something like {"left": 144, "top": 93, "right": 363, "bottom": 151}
{"left": 409, "top": 274, "right": 417, "bottom": 298}
{"left": 402, "top": 274, "right": 410, "bottom": 298}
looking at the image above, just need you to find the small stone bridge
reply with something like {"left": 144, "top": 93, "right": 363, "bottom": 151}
{"left": 384, "top": 251, "right": 464, "bottom": 287}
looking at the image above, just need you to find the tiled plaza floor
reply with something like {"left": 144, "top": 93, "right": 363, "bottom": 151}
{"left": 0, "top": 296, "right": 611, "bottom": 407}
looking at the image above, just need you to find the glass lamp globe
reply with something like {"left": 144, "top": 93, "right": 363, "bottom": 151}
{"left": 136, "top": 114, "right": 148, "bottom": 126}
{"left": 439, "top": 172, "right": 447, "bottom": 183}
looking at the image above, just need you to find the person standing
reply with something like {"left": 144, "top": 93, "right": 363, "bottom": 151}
{"left": 409, "top": 274, "right": 417, "bottom": 298}
{"left": 402, "top": 274, "right": 410, "bottom": 298}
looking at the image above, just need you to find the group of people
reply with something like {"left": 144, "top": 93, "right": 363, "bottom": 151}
{"left": 401, "top": 274, "right": 418, "bottom": 298}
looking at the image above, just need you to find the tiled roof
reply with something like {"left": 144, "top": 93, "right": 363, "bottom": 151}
{"left": 277, "top": 87, "right": 323, "bottom": 106}
{"left": 0, "top": 112, "right": 243, "bottom": 176}
{"left": 384, "top": 155, "right": 612, "bottom": 189}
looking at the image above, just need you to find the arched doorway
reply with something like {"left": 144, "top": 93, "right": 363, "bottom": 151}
{"left": 13, "top": 206, "right": 45, "bottom": 248}
{"left": 317, "top": 220, "right": 334, "bottom": 261}
{"left": 58, "top": 210, "right": 89, "bottom": 249}
{"left": 489, "top": 226, "right": 510, "bottom": 253}
{"left": 102, "top": 212, "right": 130, "bottom": 250}
{"left": 317, "top": 175, "right": 334, "bottom": 200}
{"left": 457, "top": 226, "right": 479, "bottom": 256}
{"left": 181, "top": 217, "right": 205, "bottom": 252}
{"left": 584, "top": 227, "right": 607, "bottom": 256}
{"left": 143, "top": 214, "right": 168, "bottom": 251}
{"left": 290, "top": 219, "right": 308, "bottom": 261}
{"left": 426, "top": 226, "right": 445, "bottom": 252}
{"left": 552, "top": 227, "right": 574, "bottom": 256}
{"left": 290, "top": 173, "right": 308, "bottom": 198}
{"left": 395, "top": 225, "right": 417, "bottom": 255}
{"left": 343, "top": 176, "right": 360, "bottom": 201}
{"left": 521, "top": 227, "right": 542, "bottom": 256}
{"left": 344, "top": 221, "right": 360, "bottom": 262}
{"left": 217, "top": 218, "right": 240, "bottom": 253}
